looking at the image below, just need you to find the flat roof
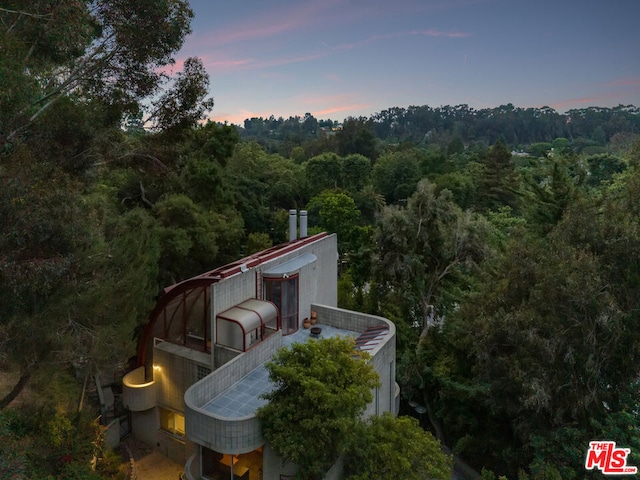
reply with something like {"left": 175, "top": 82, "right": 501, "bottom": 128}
{"left": 202, "top": 323, "right": 359, "bottom": 419}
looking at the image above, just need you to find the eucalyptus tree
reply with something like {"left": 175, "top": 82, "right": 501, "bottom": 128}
{"left": 372, "top": 180, "right": 491, "bottom": 443}
{"left": 1, "top": 0, "right": 195, "bottom": 147}
{"left": 0, "top": 0, "right": 202, "bottom": 409}
{"left": 436, "top": 164, "right": 640, "bottom": 477}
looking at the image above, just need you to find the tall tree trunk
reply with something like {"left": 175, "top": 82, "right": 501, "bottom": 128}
{"left": 0, "top": 370, "right": 31, "bottom": 410}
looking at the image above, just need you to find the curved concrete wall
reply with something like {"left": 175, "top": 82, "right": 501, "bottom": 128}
{"left": 123, "top": 366, "right": 156, "bottom": 411}
{"left": 184, "top": 332, "right": 282, "bottom": 454}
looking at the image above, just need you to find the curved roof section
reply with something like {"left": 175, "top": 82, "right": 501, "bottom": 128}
{"left": 262, "top": 253, "right": 316, "bottom": 278}
{"left": 217, "top": 299, "right": 277, "bottom": 333}
{"left": 137, "top": 233, "right": 328, "bottom": 370}
{"left": 237, "top": 298, "right": 278, "bottom": 326}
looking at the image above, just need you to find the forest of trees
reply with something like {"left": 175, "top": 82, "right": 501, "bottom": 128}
{"left": 2, "top": 1, "right": 640, "bottom": 479}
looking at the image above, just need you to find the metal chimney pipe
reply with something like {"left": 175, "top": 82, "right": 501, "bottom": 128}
{"left": 300, "top": 210, "right": 308, "bottom": 238}
{"left": 289, "top": 209, "right": 297, "bottom": 241}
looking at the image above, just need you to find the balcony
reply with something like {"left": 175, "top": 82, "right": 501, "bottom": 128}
{"left": 184, "top": 332, "right": 285, "bottom": 454}
{"left": 123, "top": 366, "right": 156, "bottom": 411}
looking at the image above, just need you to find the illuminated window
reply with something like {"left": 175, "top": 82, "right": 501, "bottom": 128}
{"left": 160, "top": 408, "right": 185, "bottom": 437}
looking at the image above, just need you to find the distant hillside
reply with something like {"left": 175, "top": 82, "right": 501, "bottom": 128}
{"left": 238, "top": 103, "right": 639, "bottom": 150}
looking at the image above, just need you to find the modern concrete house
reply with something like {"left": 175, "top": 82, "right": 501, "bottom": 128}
{"left": 123, "top": 211, "right": 399, "bottom": 480}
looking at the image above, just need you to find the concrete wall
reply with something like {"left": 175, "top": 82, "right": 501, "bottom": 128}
{"left": 210, "top": 234, "right": 338, "bottom": 339}
{"left": 310, "top": 304, "right": 397, "bottom": 419}
{"left": 122, "top": 366, "right": 156, "bottom": 411}
{"left": 184, "top": 331, "right": 283, "bottom": 455}
{"left": 150, "top": 341, "right": 212, "bottom": 464}
{"left": 157, "top": 430, "right": 188, "bottom": 465}
{"left": 213, "top": 344, "right": 241, "bottom": 367}
{"left": 104, "top": 418, "right": 121, "bottom": 450}
{"left": 154, "top": 341, "right": 211, "bottom": 412}
{"left": 263, "top": 443, "right": 297, "bottom": 479}
{"left": 131, "top": 409, "right": 157, "bottom": 447}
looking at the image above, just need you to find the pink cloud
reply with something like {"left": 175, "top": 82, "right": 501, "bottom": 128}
{"left": 187, "top": 0, "right": 470, "bottom": 51}
{"left": 190, "top": 48, "right": 330, "bottom": 75}
{"left": 603, "top": 77, "right": 640, "bottom": 88}
{"left": 181, "top": 1, "right": 470, "bottom": 74}
{"left": 209, "top": 21, "right": 296, "bottom": 46}
{"left": 295, "top": 93, "right": 371, "bottom": 116}
{"left": 208, "top": 59, "right": 253, "bottom": 69}
{"left": 207, "top": 93, "right": 373, "bottom": 125}
{"left": 299, "top": 93, "right": 356, "bottom": 107}
{"left": 155, "top": 58, "right": 186, "bottom": 75}
{"left": 334, "top": 28, "right": 471, "bottom": 53}
{"left": 410, "top": 29, "right": 471, "bottom": 38}
{"left": 313, "top": 103, "right": 372, "bottom": 116}
{"left": 185, "top": 0, "right": 343, "bottom": 50}
{"left": 547, "top": 91, "right": 631, "bottom": 111}
{"left": 548, "top": 96, "right": 602, "bottom": 110}
{"left": 209, "top": 109, "right": 261, "bottom": 125}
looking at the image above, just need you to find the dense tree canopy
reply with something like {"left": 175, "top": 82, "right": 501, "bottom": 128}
{"left": 257, "top": 337, "right": 379, "bottom": 479}
{"left": 1, "top": 0, "right": 195, "bottom": 146}
{"left": 2, "top": 5, "right": 640, "bottom": 478}
{"left": 345, "top": 413, "right": 452, "bottom": 480}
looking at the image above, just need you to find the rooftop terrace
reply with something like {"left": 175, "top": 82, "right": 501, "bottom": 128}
{"left": 202, "top": 323, "right": 359, "bottom": 419}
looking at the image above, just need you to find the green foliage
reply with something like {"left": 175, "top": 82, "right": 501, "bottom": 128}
{"left": 371, "top": 150, "right": 421, "bottom": 203}
{"left": 373, "top": 179, "right": 491, "bottom": 327}
{"left": 336, "top": 117, "right": 378, "bottom": 159}
{"left": 304, "top": 153, "right": 342, "bottom": 196}
{"left": 477, "top": 138, "right": 519, "bottom": 212}
{"left": 438, "top": 171, "right": 640, "bottom": 476}
{"left": 3, "top": 7, "right": 640, "bottom": 478}
{"left": 56, "top": 206, "right": 161, "bottom": 369}
{"left": 337, "top": 272, "right": 358, "bottom": 311}
{"left": 435, "top": 169, "right": 477, "bottom": 209}
{"left": 551, "top": 137, "right": 572, "bottom": 156}
{"left": 585, "top": 153, "right": 626, "bottom": 187}
{"left": 484, "top": 206, "right": 528, "bottom": 249}
{"left": 150, "top": 57, "right": 214, "bottom": 134}
{"left": 258, "top": 337, "right": 379, "bottom": 479}
{"left": 1, "top": 0, "right": 194, "bottom": 146}
{"left": 224, "top": 142, "right": 303, "bottom": 237}
{"left": 344, "top": 413, "right": 453, "bottom": 480}
{"left": 154, "top": 194, "right": 244, "bottom": 281}
{"left": 246, "top": 232, "right": 273, "bottom": 254}
{"left": 0, "top": 161, "right": 89, "bottom": 317}
{"left": 519, "top": 156, "right": 580, "bottom": 232}
{"left": 0, "top": 365, "right": 122, "bottom": 479}
{"left": 302, "top": 152, "right": 370, "bottom": 197}
{"left": 352, "top": 184, "right": 386, "bottom": 223}
{"left": 306, "top": 191, "right": 362, "bottom": 253}
{"left": 528, "top": 142, "right": 552, "bottom": 158}
{"left": 341, "top": 154, "right": 372, "bottom": 192}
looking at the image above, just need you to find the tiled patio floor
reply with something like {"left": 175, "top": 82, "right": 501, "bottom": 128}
{"left": 203, "top": 322, "right": 358, "bottom": 419}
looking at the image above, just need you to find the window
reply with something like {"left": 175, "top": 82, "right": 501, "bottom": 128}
{"left": 160, "top": 408, "right": 185, "bottom": 437}
{"left": 264, "top": 275, "right": 299, "bottom": 335}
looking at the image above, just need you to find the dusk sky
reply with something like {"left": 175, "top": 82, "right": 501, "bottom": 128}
{"left": 174, "top": 0, "right": 640, "bottom": 125}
